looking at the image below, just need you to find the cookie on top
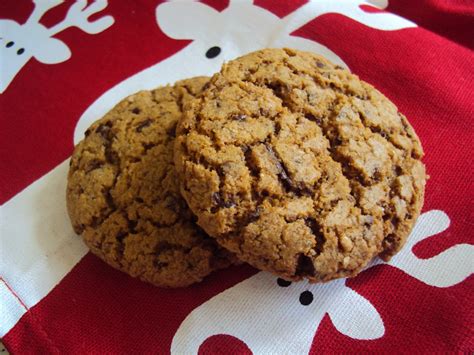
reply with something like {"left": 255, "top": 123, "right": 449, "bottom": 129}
{"left": 174, "top": 49, "right": 426, "bottom": 283}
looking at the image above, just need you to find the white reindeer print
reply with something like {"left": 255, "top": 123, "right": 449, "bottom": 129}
{"left": 171, "top": 210, "right": 474, "bottom": 354}
{"left": 74, "top": 0, "right": 415, "bottom": 142}
{"left": 0, "top": 0, "right": 114, "bottom": 94}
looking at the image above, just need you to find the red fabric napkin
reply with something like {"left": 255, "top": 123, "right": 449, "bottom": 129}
{"left": 1, "top": 0, "right": 473, "bottom": 353}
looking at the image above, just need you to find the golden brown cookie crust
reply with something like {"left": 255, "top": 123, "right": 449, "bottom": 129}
{"left": 174, "top": 49, "right": 426, "bottom": 283}
{"left": 67, "top": 77, "right": 235, "bottom": 288}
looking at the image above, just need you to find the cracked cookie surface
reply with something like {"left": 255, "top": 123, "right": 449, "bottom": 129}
{"left": 174, "top": 49, "right": 426, "bottom": 283}
{"left": 67, "top": 77, "right": 235, "bottom": 288}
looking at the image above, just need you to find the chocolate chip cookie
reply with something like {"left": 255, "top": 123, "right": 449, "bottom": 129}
{"left": 67, "top": 77, "right": 235, "bottom": 288}
{"left": 174, "top": 49, "right": 426, "bottom": 283}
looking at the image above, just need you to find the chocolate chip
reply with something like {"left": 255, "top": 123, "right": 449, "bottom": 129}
{"left": 277, "top": 278, "right": 292, "bottom": 287}
{"left": 267, "top": 82, "right": 288, "bottom": 100}
{"left": 127, "top": 219, "right": 138, "bottom": 234}
{"left": 142, "top": 142, "right": 156, "bottom": 151}
{"left": 165, "top": 195, "right": 180, "bottom": 213}
{"left": 84, "top": 128, "right": 91, "bottom": 137}
{"left": 135, "top": 119, "right": 152, "bottom": 132}
{"left": 275, "top": 121, "right": 282, "bottom": 135}
{"left": 305, "top": 113, "right": 322, "bottom": 125}
{"left": 223, "top": 200, "right": 236, "bottom": 208}
{"left": 115, "top": 232, "right": 128, "bottom": 257}
{"left": 95, "top": 121, "right": 113, "bottom": 137}
{"left": 240, "top": 145, "right": 249, "bottom": 154}
{"left": 116, "top": 231, "right": 127, "bottom": 242}
{"left": 373, "top": 168, "right": 382, "bottom": 181}
{"left": 74, "top": 224, "right": 85, "bottom": 234}
{"left": 384, "top": 234, "right": 396, "bottom": 245}
{"left": 259, "top": 107, "right": 269, "bottom": 116}
{"left": 248, "top": 206, "right": 264, "bottom": 222}
{"left": 356, "top": 174, "right": 366, "bottom": 185}
{"left": 105, "top": 149, "right": 119, "bottom": 164}
{"left": 91, "top": 216, "right": 101, "bottom": 228}
{"left": 392, "top": 217, "right": 400, "bottom": 227}
{"left": 95, "top": 124, "right": 108, "bottom": 135}
{"left": 299, "top": 291, "right": 314, "bottom": 305}
{"left": 278, "top": 169, "right": 293, "bottom": 191}
{"left": 295, "top": 254, "right": 316, "bottom": 277}
{"left": 202, "top": 81, "right": 211, "bottom": 91}
{"left": 211, "top": 192, "right": 236, "bottom": 210}
{"left": 265, "top": 144, "right": 294, "bottom": 193}
{"left": 212, "top": 192, "right": 222, "bottom": 206}
{"left": 167, "top": 123, "right": 177, "bottom": 137}
{"left": 104, "top": 190, "right": 116, "bottom": 210}
{"left": 232, "top": 114, "right": 247, "bottom": 121}
{"left": 132, "top": 107, "right": 141, "bottom": 114}
{"left": 244, "top": 148, "right": 260, "bottom": 180}
{"left": 305, "top": 218, "right": 325, "bottom": 255}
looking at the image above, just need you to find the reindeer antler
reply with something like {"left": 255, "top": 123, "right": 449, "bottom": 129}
{"left": 228, "top": 0, "right": 253, "bottom": 6}
{"left": 27, "top": 0, "right": 64, "bottom": 24}
{"left": 48, "top": 0, "right": 114, "bottom": 35}
{"left": 365, "top": 0, "right": 388, "bottom": 7}
{"left": 387, "top": 210, "right": 474, "bottom": 288}
{"left": 282, "top": 0, "right": 415, "bottom": 35}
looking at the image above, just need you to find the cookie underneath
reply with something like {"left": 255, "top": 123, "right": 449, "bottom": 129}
{"left": 174, "top": 49, "right": 426, "bottom": 283}
{"left": 67, "top": 77, "right": 236, "bottom": 288}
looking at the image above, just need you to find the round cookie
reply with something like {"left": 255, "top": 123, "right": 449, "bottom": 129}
{"left": 67, "top": 77, "right": 236, "bottom": 288}
{"left": 174, "top": 49, "right": 426, "bottom": 283}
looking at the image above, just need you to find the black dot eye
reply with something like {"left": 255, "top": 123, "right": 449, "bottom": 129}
{"left": 299, "top": 291, "right": 314, "bottom": 306}
{"left": 277, "top": 278, "right": 292, "bottom": 287}
{"left": 6, "top": 41, "right": 14, "bottom": 48}
{"left": 17, "top": 48, "right": 24, "bottom": 55}
{"left": 205, "top": 46, "right": 221, "bottom": 59}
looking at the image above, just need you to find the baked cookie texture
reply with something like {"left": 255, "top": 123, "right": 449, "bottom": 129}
{"left": 67, "top": 77, "right": 236, "bottom": 288}
{"left": 174, "top": 49, "right": 426, "bottom": 283}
